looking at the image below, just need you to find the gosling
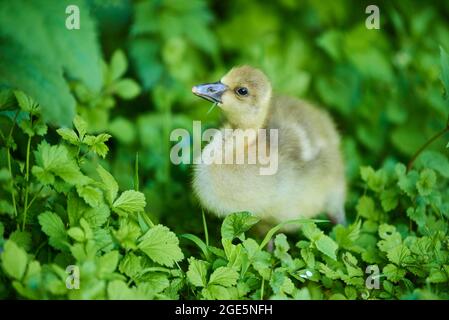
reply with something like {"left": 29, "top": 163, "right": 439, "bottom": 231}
{"left": 191, "top": 66, "right": 346, "bottom": 230}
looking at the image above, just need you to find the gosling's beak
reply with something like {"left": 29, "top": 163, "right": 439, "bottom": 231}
{"left": 192, "top": 81, "right": 228, "bottom": 104}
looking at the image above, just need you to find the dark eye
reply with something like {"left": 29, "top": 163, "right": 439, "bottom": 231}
{"left": 235, "top": 87, "right": 249, "bottom": 96}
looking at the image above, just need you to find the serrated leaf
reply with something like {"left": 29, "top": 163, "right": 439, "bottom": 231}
{"left": 76, "top": 184, "right": 102, "bottom": 208}
{"left": 209, "top": 267, "right": 238, "bottom": 287}
{"left": 67, "top": 227, "right": 85, "bottom": 242}
{"left": 138, "top": 225, "right": 184, "bottom": 267}
{"left": 315, "top": 235, "right": 338, "bottom": 261}
{"left": 83, "top": 133, "right": 111, "bottom": 158}
{"left": 416, "top": 168, "right": 436, "bottom": 196}
{"left": 57, "top": 128, "right": 79, "bottom": 145}
{"left": 97, "top": 165, "right": 118, "bottom": 205}
{"left": 186, "top": 257, "right": 209, "bottom": 287}
{"left": 112, "top": 190, "right": 146, "bottom": 216}
{"left": 73, "top": 115, "right": 87, "bottom": 140}
{"left": 38, "top": 211, "right": 69, "bottom": 251}
{"left": 33, "top": 141, "right": 90, "bottom": 186}
{"left": 221, "top": 212, "right": 260, "bottom": 241}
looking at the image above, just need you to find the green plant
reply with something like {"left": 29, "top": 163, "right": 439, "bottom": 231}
{"left": 1, "top": 0, "right": 449, "bottom": 300}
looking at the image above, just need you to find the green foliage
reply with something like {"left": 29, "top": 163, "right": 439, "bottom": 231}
{"left": 1, "top": 0, "right": 449, "bottom": 300}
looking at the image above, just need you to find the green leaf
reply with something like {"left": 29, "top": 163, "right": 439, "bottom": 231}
{"left": 383, "top": 264, "right": 406, "bottom": 283}
{"left": 113, "top": 79, "right": 141, "bottom": 100}
{"left": 33, "top": 141, "right": 90, "bottom": 186}
{"left": 440, "top": 46, "right": 449, "bottom": 99}
{"left": 14, "top": 90, "right": 40, "bottom": 115}
{"left": 38, "top": 211, "right": 69, "bottom": 251}
{"left": 119, "top": 253, "right": 143, "bottom": 279}
{"left": 416, "top": 151, "right": 449, "bottom": 178}
{"left": 73, "top": 115, "right": 87, "bottom": 140}
{"left": 83, "top": 133, "right": 111, "bottom": 158}
{"left": 57, "top": 128, "right": 79, "bottom": 145}
{"left": 76, "top": 185, "right": 103, "bottom": 207}
{"left": 1, "top": 240, "right": 28, "bottom": 280}
{"left": 315, "top": 235, "right": 338, "bottom": 261}
{"left": 416, "top": 169, "right": 436, "bottom": 196}
{"left": 202, "top": 284, "right": 234, "bottom": 300}
{"left": 108, "top": 280, "right": 137, "bottom": 300}
{"left": 67, "top": 227, "right": 85, "bottom": 242}
{"left": 0, "top": 0, "right": 103, "bottom": 125}
{"left": 380, "top": 189, "right": 399, "bottom": 212}
{"left": 186, "top": 257, "right": 209, "bottom": 287}
{"left": 209, "top": 267, "right": 239, "bottom": 287}
{"left": 113, "top": 190, "right": 146, "bottom": 216}
{"left": 221, "top": 212, "right": 260, "bottom": 241}
{"left": 9, "top": 230, "right": 32, "bottom": 251}
{"left": 138, "top": 225, "right": 184, "bottom": 267}
{"left": 109, "top": 50, "right": 128, "bottom": 81}
{"left": 356, "top": 196, "right": 379, "bottom": 220}
{"left": 97, "top": 165, "right": 118, "bottom": 205}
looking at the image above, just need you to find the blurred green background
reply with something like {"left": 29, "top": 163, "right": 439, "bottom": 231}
{"left": 1, "top": 0, "right": 449, "bottom": 241}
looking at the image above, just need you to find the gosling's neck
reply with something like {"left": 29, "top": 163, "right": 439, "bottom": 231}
{"left": 224, "top": 100, "right": 272, "bottom": 131}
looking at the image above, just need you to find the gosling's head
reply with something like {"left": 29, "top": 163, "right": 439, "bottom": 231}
{"left": 192, "top": 66, "right": 272, "bottom": 129}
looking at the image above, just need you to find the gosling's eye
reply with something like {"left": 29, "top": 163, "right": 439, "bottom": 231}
{"left": 235, "top": 87, "right": 249, "bottom": 96}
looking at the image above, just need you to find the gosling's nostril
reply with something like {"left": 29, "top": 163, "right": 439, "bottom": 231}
{"left": 207, "top": 87, "right": 215, "bottom": 93}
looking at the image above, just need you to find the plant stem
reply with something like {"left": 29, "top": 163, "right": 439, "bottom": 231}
{"left": 134, "top": 152, "right": 139, "bottom": 191}
{"left": 6, "top": 149, "right": 18, "bottom": 219}
{"left": 202, "top": 209, "right": 209, "bottom": 247}
{"left": 407, "top": 121, "right": 449, "bottom": 172}
{"left": 22, "top": 126, "right": 33, "bottom": 231}
{"left": 4, "top": 110, "right": 20, "bottom": 225}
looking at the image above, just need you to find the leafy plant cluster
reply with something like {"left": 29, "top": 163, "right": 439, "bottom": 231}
{"left": 1, "top": 0, "right": 449, "bottom": 300}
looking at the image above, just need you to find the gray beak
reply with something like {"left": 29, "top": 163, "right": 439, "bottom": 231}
{"left": 192, "top": 81, "right": 228, "bottom": 104}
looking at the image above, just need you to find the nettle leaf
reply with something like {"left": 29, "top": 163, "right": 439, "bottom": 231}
{"left": 315, "top": 235, "right": 338, "bottom": 261}
{"left": 112, "top": 190, "right": 146, "bottom": 216}
{"left": 377, "top": 224, "right": 402, "bottom": 253}
{"left": 416, "top": 169, "right": 436, "bottom": 196}
{"left": 32, "top": 141, "right": 90, "bottom": 186}
{"left": 360, "top": 166, "right": 387, "bottom": 192}
{"left": 221, "top": 212, "right": 260, "bottom": 241}
{"left": 270, "top": 271, "right": 295, "bottom": 296}
{"left": 186, "top": 257, "right": 209, "bottom": 287}
{"left": 83, "top": 203, "right": 110, "bottom": 229}
{"left": 356, "top": 196, "right": 380, "bottom": 221}
{"left": 383, "top": 264, "right": 406, "bottom": 283}
{"left": 380, "top": 188, "right": 399, "bottom": 212}
{"left": 397, "top": 169, "right": 419, "bottom": 198}
{"left": 138, "top": 225, "right": 184, "bottom": 267}
{"left": 76, "top": 185, "right": 103, "bottom": 208}
{"left": 208, "top": 267, "right": 239, "bottom": 287}
{"left": 14, "top": 90, "right": 40, "bottom": 115}
{"left": 83, "top": 133, "right": 112, "bottom": 158}
{"left": 57, "top": 128, "right": 79, "bottom": 145}
{"left": 406, "top": 205, "right": 426, "bottom": 227}
{"left": 202, "top": 284, "right": 235, "bottom": 300}
{"left": 415, "top": 151, "right": 449, "bottom": 178}
{"left": 73, "top": 115, "right": 87, "bottom": 140}
{"left": 1, "top": 240, "right": 28, "bottom": 280}
{"left": 302, "top": 223, "right": 338, "bottom": 260}
{"left": 38, "top": 211, "right": 69, "bottom": 251}
{"left": 97, "top": 165, "right": 118, "bottom": 205}
{"left": 119, "top": 253, "right": 143, "bottom": 279}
